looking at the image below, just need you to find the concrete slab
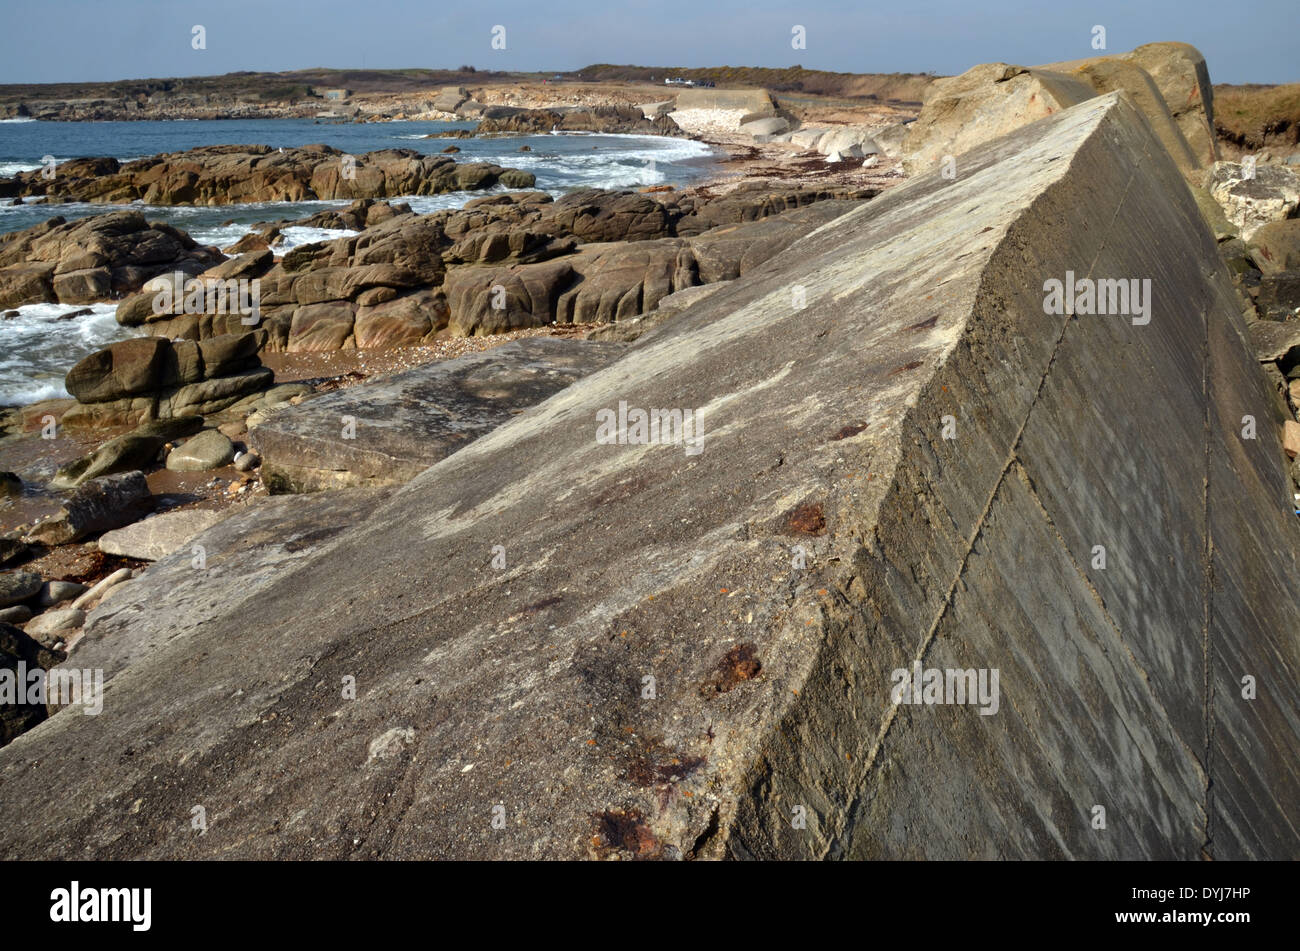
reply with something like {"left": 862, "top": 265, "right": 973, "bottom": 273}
{"left": 1, "top": 93, "right": 1296, "bottom": 860}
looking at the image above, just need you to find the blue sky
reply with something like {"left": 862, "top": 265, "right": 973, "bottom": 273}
{"left": 1, "top": 0, "right": 1294, "bottom": 85}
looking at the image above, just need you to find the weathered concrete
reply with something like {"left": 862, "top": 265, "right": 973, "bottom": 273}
{"left": 672, "top": 88, "right": 775, "bottom": 115}
{"left": 251, "top": 339, "right": 626, "bottom": 492}
{"left": 902, "top": 64, "right": 1095, "bottom": 175}
{"left": 72, "top": 490, "right": 391, "bottom": 684}
{"left": 0, "top": 93, "right": 1297, "bottom": 860}
{"left": 904, "top": 43, "right": 1218, "bottom": 176}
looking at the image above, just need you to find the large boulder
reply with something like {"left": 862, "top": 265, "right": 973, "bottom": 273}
{"left": 287, "top": 301, "right": 357, "bottom": 352}
{"left": 352, "top": 288, "right": 448, "bottom": 348}
{"left": 60, "top": 333, "right": 273, "bottom": 429}
{"left": 64, "top": 337, "right": 172, "bottom": 403}
{"left": 0, "top": 262, "right": 56, "bottom": 310}
{"left": 557, "top": 241, "right": 695, "bottom": 325}
{"left": 444, "top": 259, "right": 576, "bottom": 336}
{"left": 0, "top": 211, "right": 222, "bottom": 308}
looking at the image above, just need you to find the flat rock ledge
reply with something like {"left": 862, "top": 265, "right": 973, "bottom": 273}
{"left": 251, "top": 338, "right": 626, "bottom": 492}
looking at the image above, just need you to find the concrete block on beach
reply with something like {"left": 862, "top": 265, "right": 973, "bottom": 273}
{"left": 2, "top": 92, "right": 1297, "bottom": 860}
{"left": 902, "top": 41, "right": 1221, "bottom": 176}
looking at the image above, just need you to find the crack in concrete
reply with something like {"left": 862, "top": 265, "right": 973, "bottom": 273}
{"left": 826, "top": 138, "right": 1157, "bottom": 858}
{"left": 1201, "top": 290, "right": 1216, "bottom": 859}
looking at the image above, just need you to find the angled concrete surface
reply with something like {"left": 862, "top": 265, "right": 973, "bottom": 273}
{"left": 0, "top": 93, "right": 1296, "bottom": 860}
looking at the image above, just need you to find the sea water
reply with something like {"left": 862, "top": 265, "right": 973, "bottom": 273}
{"left": 0, "top": 118, "right": 718, "bottom": 405}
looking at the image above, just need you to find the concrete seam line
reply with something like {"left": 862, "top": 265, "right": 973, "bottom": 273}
{"left": 830, "top": 125, "right": 1151, "bottom": 857}
{"left": 1201, "top": 281, "right": 1215, "bottom": 858}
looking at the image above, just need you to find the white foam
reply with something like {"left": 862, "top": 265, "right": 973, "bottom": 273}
{"left": 0, "top": 302, "right": 137, "bottom": 406}
{"left": 272, "top": 225, "right": 359, "bottom": 254}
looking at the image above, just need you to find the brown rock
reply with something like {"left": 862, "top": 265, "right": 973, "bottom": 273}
{"left": 354, "top": 289, "right": 447, "bottom": 348}
{"left": 0, "top": 145, "right": 535, "bottom": 206}
{"left": 0, "top": 262, "right": 56, "bottom": 308}
{"left": 1285, "top": 420, "right": 1300, "bottom": 459}
{"left": 540, "top": 189, "right": 675, "bottom": 243}
{"left": 288, "top": 301, "right": 356, "bottom": 351}
{"left": 1249, "top": 220, "right": 1300, "bottom": 275}
{"left": 445, "top": 259, "right": 575, "bottom": 336}
{"left": 65, "top": 337, "right": 171, "bottom": 402}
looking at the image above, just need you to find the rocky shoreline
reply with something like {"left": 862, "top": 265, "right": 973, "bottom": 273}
{"left": 2, "top": 43, "right": 1300, "bottom": 862}
{"left": 0, "top": 144, "right": 536, "bottom": 205}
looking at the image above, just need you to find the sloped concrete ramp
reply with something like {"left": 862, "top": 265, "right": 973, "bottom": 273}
{"left": 1, "top": 93, "right": 1297, "bottom": 859}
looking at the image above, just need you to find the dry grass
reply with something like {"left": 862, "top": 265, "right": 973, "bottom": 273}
{"left": 1213, "top": 83, "right": 1300, "bottom": 151}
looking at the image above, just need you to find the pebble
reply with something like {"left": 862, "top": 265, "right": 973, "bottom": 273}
{"left": 233, "top": 449, "right": 262, "bottom": 472}
{"left": 39, "top": 580, "right": 88, "bottom": 608}
{"left": 70, "top": 567, "right": 133, "bottom": 611}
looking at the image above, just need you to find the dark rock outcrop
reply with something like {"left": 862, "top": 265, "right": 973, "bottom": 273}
{"left": 0, "top": 145, "right": 536, "bottom": 206}
{"left": 0, "top": 211, "right": 222, "bottom": 308}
